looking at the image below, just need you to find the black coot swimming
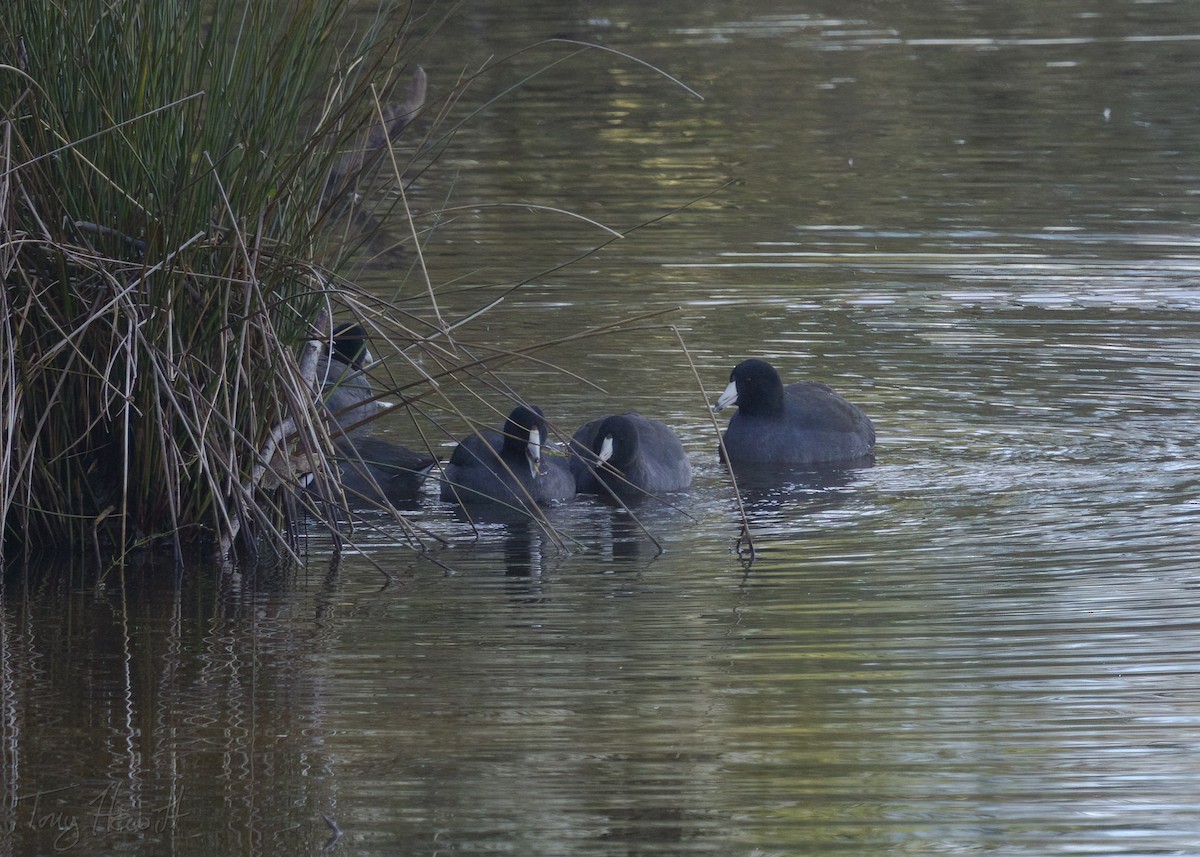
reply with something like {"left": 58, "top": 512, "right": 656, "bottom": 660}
{"left": 714, "top": 358, "right": 875, "bottom": 467}
{"left": 569, "top": 413, "right": 691, "bottom": 498}
{"left": 440, "top": 405, "right": 575, "bottom": 509}
{"left": 332, "top": 435, "right": 436, "bottom": 507}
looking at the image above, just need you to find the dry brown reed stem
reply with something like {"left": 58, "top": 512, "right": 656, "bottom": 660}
{"left": 371, "top": 80, "right": 448, "bottom": 340}
{"left": 672, "top": 326, "right": 756, "bottom": 559}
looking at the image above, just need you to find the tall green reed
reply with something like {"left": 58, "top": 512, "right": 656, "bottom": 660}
{"left": 0, "top": 0, "right": 429, "bottom": 568}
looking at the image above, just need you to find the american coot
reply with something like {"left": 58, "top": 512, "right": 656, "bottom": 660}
{"left": 320, "top": 323, "right": 390, "bottom": 436}
{"left": 714, "top": 358, "right": 875, "bottom": 467}
{"left": 333, "top": 435, "right": 436, "bottom": 506}
{"left": 308, "top": 323, "right": 435, "bottom": 506}
{"left": 440, "top": 405, "right": 576, "bottom": 508}
{"left": 570, "top": 413, "right": 691, "bottom": 498}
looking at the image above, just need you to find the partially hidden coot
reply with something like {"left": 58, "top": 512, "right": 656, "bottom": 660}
{"left": 308, "top": 323, "right": 435, "bottom": 506}
{"left": 440, "top": 405, "right": 575, "bottom": 509}
{"left": 319, "top": 322, "right": 390, "bottom": 436}
{"left": 333, "top": 435, "right": 436, "bottom": 507}
{"left": 569, "top": 413, "right": 691, "bottom": 499}
{"left": 714, "top": 358, "right": 875, "bottom": 467}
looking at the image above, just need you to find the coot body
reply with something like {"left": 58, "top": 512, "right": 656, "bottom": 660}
{"left": 715, "top": 359, "right": 875, "bottom": 467}
{"left": 441, "top": 405, "right": 575, "bottom": 509}
{"left": 570, "top": 413, "right": 691, "bottom": 498}
{"left": 334, "top": 435, "right": 436, "bottom": 506}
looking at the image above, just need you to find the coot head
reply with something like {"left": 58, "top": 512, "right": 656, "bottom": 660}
{"left": 589, "top": 414, "right": 639, "bottom": 474}
{"left": 714, "top": 358, "right": 785, "bottom": 416}
{"left": 330, "top": 322, "right": 374, "bottom": 371}
{"left": 501, "top": 404, "right": 548, "bottom": 479}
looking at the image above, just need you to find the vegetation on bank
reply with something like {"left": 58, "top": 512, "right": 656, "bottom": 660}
{"left": 0, "top": 0, "right": 438, "bottom": 568}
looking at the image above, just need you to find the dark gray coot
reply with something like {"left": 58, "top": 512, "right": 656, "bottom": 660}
{"left": 569, "top": 413, "right": 691, "bottom": 498}
{"left": 714, "top": 358, "right": 875, "bottom": 467}
{"left": 440, "top": 405, "right": 575, "bottom": 508}
{"left": 333, "top": 435, "right": 436, "bottom": 506}
{"left": 310, "top": 323, "right": 435, "bottom": 504}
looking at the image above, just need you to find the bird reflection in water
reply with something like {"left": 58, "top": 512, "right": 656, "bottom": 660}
{"left": 731, "top": 462, "right": 874, "bottom": 537}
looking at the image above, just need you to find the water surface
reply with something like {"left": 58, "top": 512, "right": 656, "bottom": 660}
{"left": 6, "top": 0, "right": 1200, "bottom": 854}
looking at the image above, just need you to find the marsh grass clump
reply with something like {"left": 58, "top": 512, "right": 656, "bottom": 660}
{"left": 0, "top": 0, "right": 432, "bottom": 568}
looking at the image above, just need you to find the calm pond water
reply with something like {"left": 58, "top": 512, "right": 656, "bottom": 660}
{"left": 7, "top": 0, "right": 1200, "bottom": 854}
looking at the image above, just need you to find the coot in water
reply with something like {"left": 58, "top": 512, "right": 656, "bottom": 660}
{"left": 440, "top": 405, "right": 575, "bottom": 508}
{"left": 714, "top": 358, "right": 875, "bottom": 467}
{"left": 310, "top": 324, "right": 432, "bottom": 504}
{"left": 333, "top": 435, "right": 436, "bottom": 506}
{"left": 570, "top": 413, "right": 691, "bottom": 498}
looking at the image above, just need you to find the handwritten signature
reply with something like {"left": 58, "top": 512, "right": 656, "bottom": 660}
{"left": 2, "top": 783, "right": 188, "bottom": 851}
